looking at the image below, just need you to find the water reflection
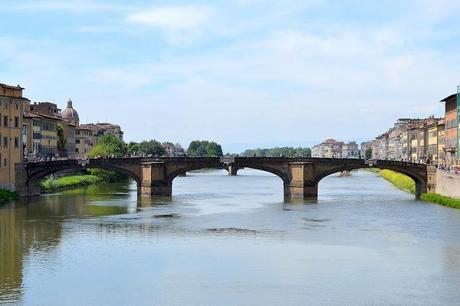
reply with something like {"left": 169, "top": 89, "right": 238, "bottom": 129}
{"left": 1, "top": 170, "right": 460, "bottom": 305}
{"left": 0, "top": 184, "right": 134, "bottom": 303}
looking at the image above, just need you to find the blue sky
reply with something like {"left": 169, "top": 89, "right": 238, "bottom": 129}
{"left": 1, "top": 0, "right": 459, "bottom": 152}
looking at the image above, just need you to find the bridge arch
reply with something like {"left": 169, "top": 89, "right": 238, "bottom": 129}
{"left": 31, "top": 165, "right": 141, "bottom": 186}
{"left": 166, "top": 163, "right": 225, "bottom": 186}
{"left": 224, "top": 164, "right": 291, "bottom": 185}
{"left": 314, "top": 164, "right": 427, "bottom": 198}
{"left": 16, "top": 160, "right": 143, "bottom": 196}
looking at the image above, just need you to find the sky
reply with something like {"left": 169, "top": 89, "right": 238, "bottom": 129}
{"left": 1, "top": 0, "right": 459, "bottom": 153}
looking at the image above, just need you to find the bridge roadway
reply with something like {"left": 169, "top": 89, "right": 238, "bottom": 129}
{"left": 15, "top": 157, "right": 436, "bottom": 201}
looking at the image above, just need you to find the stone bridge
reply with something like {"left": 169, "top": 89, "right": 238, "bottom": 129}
{"left": 15, "top": 157, "right": 436, "bottom": 201}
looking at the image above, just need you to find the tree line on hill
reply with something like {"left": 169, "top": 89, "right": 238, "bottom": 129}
{"left": 186, "top": 140, "right": 223, "bottom": 157}
{"left": 84, "top": 136, "right": 224, "bottom": 182}
{"left": 241, "top": 147, "right": 311, "bottom": 158}
{"left": 89, "top": 137, "right": 224, "bottom": 158}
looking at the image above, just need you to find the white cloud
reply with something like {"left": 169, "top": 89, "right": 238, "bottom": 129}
{"left": 126, "top": 6, "right": 213, "bottom": 29}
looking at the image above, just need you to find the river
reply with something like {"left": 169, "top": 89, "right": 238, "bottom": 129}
{"left": 1, "top": 169, "right": 460, "bottom": 305}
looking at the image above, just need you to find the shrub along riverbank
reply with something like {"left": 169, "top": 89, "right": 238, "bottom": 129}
{"left": 41, "top": 134, "right": 132, "bottom": 193}
{"left": 41, "top": 174, "right": 103, "bottom": 192}
{"left": 0, "top": 189, "right": 19, "bottom": 206}
{"left": 369, "top": 169, "right": 460, "bottom": 209}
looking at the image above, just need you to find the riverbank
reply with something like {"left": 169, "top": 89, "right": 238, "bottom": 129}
{"left": 421, "top": 193, "right": 460, "bottom": 209}
{"left": 369, "top": 169, "right": 460, "bottom": 209}
{"left": 41, "top": 175, "right": 103, "bottom": 192}
{"left": 379, "top": 169, "right": 415, "bottom": 193}
{"left": 0, "top": 189, "right": 19, "bottom": 206}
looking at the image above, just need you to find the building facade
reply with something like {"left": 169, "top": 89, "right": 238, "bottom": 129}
{"left": 311, "top": 139, "right": 344, "bottom": 158}
{"left": 437, "top": 120, "right": 446, "bottom": 165}
{"left": 0, "top": 83, "right": 27, "bottom": 190}
{"left": 360, "top": 141, "right": 373, "bottom": 159}
{"left": 342, "top": 142, "right": 359, "bottom": 158}
{"left": 441, "top": 93, "right": 459, "bottom": 165}
{"left": 75, "top": 126, "right": 92, "bottom": 158}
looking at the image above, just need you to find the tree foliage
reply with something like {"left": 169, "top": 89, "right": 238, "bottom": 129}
{"left": 127, "top": 142, "right": 140, "bottom": 155}
{"left": 87, "top": 135, "right": 129, "bottom": 181}
{"left": 241, "top": 147, "right": 311, "bottom": 157}
{"left": 138, "top": 140, "right": 165, "bottom": 156}
{"left": 187, "top": 140, "right": 223, "bottom": 157}
{"left": 365, "top": 148, "right": 373, "bottom": 159}
{"left": 88, "top": 134, "right": 127, "bottom": 158}
{"left": 57, "top": 123, "right": 67, "bottom": 152}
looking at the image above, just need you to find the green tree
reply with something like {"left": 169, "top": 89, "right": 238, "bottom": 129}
{"left": 365, "top": 148, "right": 373, "bottom": 159}
{"left": 187, "top": 140, "right": 223, "bottom": 157}
{"left": 57, "top": 123, "right": 67, "bottom": 155}
{"left": 127, "top": 142, "right": 140, "bottom": 155}
{"left": 242, "top": 147, "right": 311, "bottom": 157}
{"left": 138, "top": 140, "right": 165, "bottom": 156}
{"left": 87, "top": 135, "right": 129, "bottom": 182}
{"left": 88, "top": 134, "right": 128, "bottom": 158}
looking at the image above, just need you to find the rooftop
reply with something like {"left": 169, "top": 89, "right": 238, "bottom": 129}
{"left": 0, "top": 82, "right": 24, "bottom": 90}
{"left": 440, "top": 93, "right": 456, "bottom": 103}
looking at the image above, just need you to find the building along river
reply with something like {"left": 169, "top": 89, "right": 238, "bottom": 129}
{"left": 1, "top": 169, "right": 460, "bottom": 305}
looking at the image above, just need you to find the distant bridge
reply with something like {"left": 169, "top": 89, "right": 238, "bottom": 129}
{"left": 15, "top": 157, "right": 436, "bottom": 201}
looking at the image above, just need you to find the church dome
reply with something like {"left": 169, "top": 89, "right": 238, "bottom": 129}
{"left": 62, "top": 99, "right": 79, "bottom": 125}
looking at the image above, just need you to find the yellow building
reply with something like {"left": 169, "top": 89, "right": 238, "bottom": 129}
{"left": 437, "top": 120, "right": 446, "bottom": 165}
{"left": 36, "top": 114, "right": 60, "bottom": 158}
{"left": 75, "top": 126, "right": 92, "bottom": 158}
{"left": 0, "top": 83, "right": 27, "bottom": 190}
{"left": 426, "top": 122, "right": 438, "bottom": 163}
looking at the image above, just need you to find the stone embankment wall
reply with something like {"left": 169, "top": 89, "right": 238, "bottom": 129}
{"left": 436, "top": 170, "right": 460, "bottom": 199}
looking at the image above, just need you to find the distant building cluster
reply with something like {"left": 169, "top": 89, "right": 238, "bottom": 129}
{"left": 361, "top": 91, "right": 459, "bottom": 166}
{"left": 311, "top": 139, "right": 359, "bottom": 159}
{"left": 24, "top": 100, "right": 123, "bottom": 160}
{"left": 161, "top": 142, "right": 186, "bottom": 157}
{"left": 0, "top": 82, "right": 123, "bottom": 189}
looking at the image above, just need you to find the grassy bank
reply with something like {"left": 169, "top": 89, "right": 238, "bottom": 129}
{"left": 0, "top": 189, "right": 19, "bottom": 206}
{"left": 421, "top": 193, "right": 460, "bottom": 209}
{"left": 41, "top": 175, "right": 103, "bottom": 192}
{"left": 369, "top": 169, "right": 460, "bottom": 209}
{"left": 378, "top": 169, "right": 415, "bottom": 193}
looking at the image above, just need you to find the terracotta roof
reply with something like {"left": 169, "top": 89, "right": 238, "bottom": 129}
{"left": 29, "top": 111, "right": 62, "bottom": 121}
{"left": 0, "top": 83, "right": 24, "bottom": 90}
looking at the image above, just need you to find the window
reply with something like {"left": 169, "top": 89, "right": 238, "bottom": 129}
{"left": 3, "top": 137, "right": 7, "bottom": 148}
{"left": 14, "top": 117, "right": 19, "bottom": 128}
{"left": 14, "top": 138, "right": 18, "bottom": 148}
{"left": 3, "top": 116, "right": 7, "bottom": 128}
{"left": 4, "top": 158, "right": 7, "bottom": 167}
{"left": 76, "top": 139, "right": 80, "bottom": 144}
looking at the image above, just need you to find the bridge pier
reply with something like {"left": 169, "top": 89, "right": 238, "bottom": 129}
{"left": 139, "top": 162, "right": 172, "bottom": 197}
{"left": 227, "top": 163, "right": 239, "bottom": 176}
{"left": 14, "top": 164, "right": 41, "bottom": 197}
{"left": 284, "top": 162, "right": 318, "bottom": 201}
{"left": 284, "top": 183, "right": 318, "bottom": 201}
{"left": 138, "top": 184, "right": 172, "bottom": 196}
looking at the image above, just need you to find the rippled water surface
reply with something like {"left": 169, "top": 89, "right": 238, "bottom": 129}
{"left": 1, "top": 169, "right": 460, "bottom": 305}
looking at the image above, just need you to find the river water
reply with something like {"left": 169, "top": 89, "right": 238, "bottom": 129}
{"left": 1, "top": 169, "right": 460, "bottom": 305}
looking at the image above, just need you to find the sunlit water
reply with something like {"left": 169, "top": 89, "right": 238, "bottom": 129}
{"left": 1, "top": 169, "right": 460, "bottom": 305}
